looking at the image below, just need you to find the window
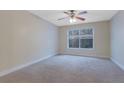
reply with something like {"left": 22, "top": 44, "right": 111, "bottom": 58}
{"left": 68, "top": 28, "right": 93, "bottom": 49}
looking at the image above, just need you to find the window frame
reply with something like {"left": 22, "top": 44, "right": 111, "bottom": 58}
{"left": 67, "top": 28, "right": 95, "bottom": 50}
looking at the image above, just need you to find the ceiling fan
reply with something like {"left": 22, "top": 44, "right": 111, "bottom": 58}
{"left": 57, "top": 10, "right": 87, "bottom": 23}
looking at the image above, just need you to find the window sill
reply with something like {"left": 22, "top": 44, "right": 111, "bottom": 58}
{"left": 66, "top": 48, "right": 95, "bottom": 50}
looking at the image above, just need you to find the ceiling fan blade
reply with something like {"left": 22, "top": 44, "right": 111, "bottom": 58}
{"left": 57, "top": 17, "right": 69, "bottom": 20}
{"left": 76, "top": 16, "right": 85, "bottom": 21}
{"left": 78, "top": 11, "right": 87, "bottom": 15}
{"left": 64, "top": 12, "right": 70, "bottom": 15}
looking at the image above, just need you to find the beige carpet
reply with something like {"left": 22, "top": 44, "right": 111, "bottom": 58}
{"left": 0, "top": 55, "right": 124, "bottom": 83}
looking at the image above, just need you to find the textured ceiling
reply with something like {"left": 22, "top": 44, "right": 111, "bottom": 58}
{"left": 29, "top": 10, "right": 118, "bottom": 26}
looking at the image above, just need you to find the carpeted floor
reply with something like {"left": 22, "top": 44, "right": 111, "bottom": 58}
{"left": 0, "top": 55, "right": 124, "bottom": 83}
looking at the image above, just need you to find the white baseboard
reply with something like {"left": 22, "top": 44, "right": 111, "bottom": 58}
{"left": 0, "top": 53, "right": 58, "bottom": 77}
{"left": 111, "top": 57, "right": 124, "bottom": 71}
{"left": 59, "top": 53, "right": 110, "bottom": 59}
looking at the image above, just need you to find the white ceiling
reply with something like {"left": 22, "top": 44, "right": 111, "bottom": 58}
{"left": 29, "top": 10, "right": 118, "bottom": 26}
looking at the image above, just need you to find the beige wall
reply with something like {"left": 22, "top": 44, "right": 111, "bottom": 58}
{"left": 58, "top": 21, "right": 110, "bottom": 58}
{"left": 110, "top": 11, "right": 124, "bottom": 69}
{"left": 0, "top": 11, "right": 58, "bottom": 71}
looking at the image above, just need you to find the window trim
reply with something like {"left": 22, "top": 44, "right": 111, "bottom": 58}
{"left": 67, "top": 28, "right": 95, "bottom": 50}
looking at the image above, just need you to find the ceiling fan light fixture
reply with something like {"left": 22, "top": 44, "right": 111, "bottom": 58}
{"left": 69, "top": 17, "right": 76, "bottom": 23}
{"left": 58, "top": 10, "right": 87, "bottom": 24}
